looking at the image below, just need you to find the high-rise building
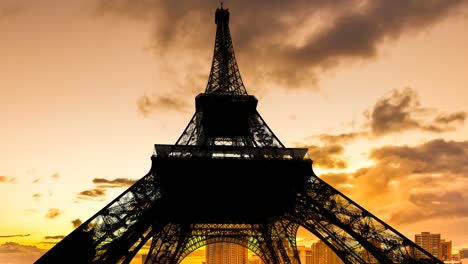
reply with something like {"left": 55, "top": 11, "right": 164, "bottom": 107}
{"left": 459, "top": 248, "right": 468, "bottom": 260}
{"left": 440, "top": 239, "right": 452, "bottom": 261}
{"left": 415, "top": 232, "right": 441, "bottom": 259}
{"left": 295, "top": 246, "right": 312, "bottom": 264}
{"left": 245, "top": 242, "right": 312, "bottom": 263}
{"left": 311, "top": 240, "right": 344, "bottom": 264}
{"left": 206, "top": 242, "right": 248, "bottom": 264}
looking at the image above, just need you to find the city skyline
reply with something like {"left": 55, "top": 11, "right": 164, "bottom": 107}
{"left": 181, "top": 235, "right": 468, "bottom": 264}
{"left": 1, "top": 1, "right": 468, "bottom": 263}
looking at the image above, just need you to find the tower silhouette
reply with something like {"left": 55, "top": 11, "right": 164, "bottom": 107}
{"left": 36, "top": 5, "right": 443, "bottom": 264}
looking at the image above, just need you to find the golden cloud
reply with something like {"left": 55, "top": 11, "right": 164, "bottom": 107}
{"left": 77, "top": 189, "right": 106, "bottom": 200}
{"left": 45, "top": 208, "right": 62, "bottom": 219}
{"left": 92, "top": 177, "right": 137, "bottom": 188}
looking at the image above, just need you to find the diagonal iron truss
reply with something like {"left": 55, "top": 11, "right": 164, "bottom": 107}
{"left": 175, "top": 110, "right": 284, "bottom": 147}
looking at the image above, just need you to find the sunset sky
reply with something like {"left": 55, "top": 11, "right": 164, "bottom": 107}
{"left": 1, "top": 0, "right": 468, "bottom": 263}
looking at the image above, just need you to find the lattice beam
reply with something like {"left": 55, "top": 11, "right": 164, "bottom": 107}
{"left": 205, "top": 6, "right": 247, "bottom": 95}
{"left": 288, "top": 171, "right": 443, "bottom": 264}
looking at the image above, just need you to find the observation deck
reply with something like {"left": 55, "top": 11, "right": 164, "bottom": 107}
{"left": 152, "top": 145, "right": 312, "bottom": 223}
{"left": 153, "top": 144, "right": 308, "bottom": 160}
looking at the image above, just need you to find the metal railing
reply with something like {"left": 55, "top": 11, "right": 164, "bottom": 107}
{"left": 153, "top": 144, "right": 308, "bottom": 160}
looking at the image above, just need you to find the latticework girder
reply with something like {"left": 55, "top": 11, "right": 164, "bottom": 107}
{"left": 287, "top": 172, "right": 442, "bottom": 264}
{"left": 35, "top": 171, "right": 162, "bottom": 263}
{"left": 176, "top": 110, "right": 284, "bottom": 147}
{"left": 205, "top": 6, "right": 247, "bottom": 95}
{"left": 144, "top": 221, "right": 301, "bottom": 264}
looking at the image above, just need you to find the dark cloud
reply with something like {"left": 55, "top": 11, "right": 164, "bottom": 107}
{"left": 137, "top": 94, "right": 191, "bottom": 116}
{"left": 0, "top": 176, "right": 16, "bottom": 183}
{"left": 44, "top": 235, "right": 65, "bottom": 240}
{"left": 370, "top": 139, "right": 468, "bottom": 175}
{"left": 424, "top": 112, "right": 467, "bottom": 132}
{"left": 0, "top": 234, "right": 30, "bottom": 238}
{"left": 312, "top": 87, "right": 466, "bottom": 144}
{"left": 45, "top": 208, "right": 62, "bottom": 219}
{"left": 303, "top": 144, "right": 348, "bottom": 169}
{"left": 32, "top": 193, "right": 41, "bottom": 199}
{"left": 306, "top": 87, "right": 467, "bottom": 144}
{"left": 367, "top": 87, "right": 422, "bottom": 135}
{"left": 71, "top": 218, "right": 82, "bottom": 229}
{"left": 96, "top": 0, "right": 466, "bottom": 90}
{"left": 92, "top": 178, "right": 137, "bottom": 188}
{"left": 432, "top": 112, "right": 466, "bottom": 124}
{"left": 51, "top": 173, "right": 60, "bottom": 179}
{"left": 77, "top": 188, "right": 106, "bottom": 200}
{"left": 367, "top": 87, "right": 466, "bottom": 136}
{"left": 390, "top": 191, "right": 468, "bottom": 224}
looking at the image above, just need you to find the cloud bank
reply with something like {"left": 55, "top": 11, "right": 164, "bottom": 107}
{"left": 92, "top": 177, "right": 137, "bottom": 188}
{"left": 321, "top": 138, "right": 468, "bottom": 224}
{"left": 0, "top": 242, "right": 44, "bottom": 264}
{"left": 96, "top": 0, "right": 466, "bottom": 90}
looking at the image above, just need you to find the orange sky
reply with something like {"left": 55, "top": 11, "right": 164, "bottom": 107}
{"left": 1, "top": 0, "right": 468, "bottom": 263}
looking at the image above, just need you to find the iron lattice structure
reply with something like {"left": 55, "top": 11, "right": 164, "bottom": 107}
{"left": 36, "top": 6, "right": 443, "bottom": 264}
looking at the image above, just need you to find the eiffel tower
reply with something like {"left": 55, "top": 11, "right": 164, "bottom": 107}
{"left": 36, "top": 5, "right": 443, "bottom": 264}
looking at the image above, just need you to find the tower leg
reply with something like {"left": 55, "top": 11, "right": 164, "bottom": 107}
{"left": 289, "top": 172, "right": 443, "bottom": 264}
{"left": 35, "top": 171, "right": 164, "bottom": 263}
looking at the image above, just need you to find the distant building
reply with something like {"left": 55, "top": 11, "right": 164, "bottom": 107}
{"left": 206, "top": 242, "right": 248, "bottom": 264}
{"left": 311, "top": 240, "right": 344, "bottom": 264}
{"left": 415, "top": 232, "right": 441, "bottom": 259}
{"left": 440, "top": 239, "right": 452, "bottom": 261}
{"left": 296, "top": 245, "right": 313, "bottom": 264}
{"left": 459, "top": 249, "right": 468, "bottom": 260}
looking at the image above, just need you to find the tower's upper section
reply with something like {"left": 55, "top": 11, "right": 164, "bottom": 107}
{"left": 175, "top": 5, "right": 284, "bottom": 147}
{"left": 205, "top": 5, "right": 248, "bottom": 95}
